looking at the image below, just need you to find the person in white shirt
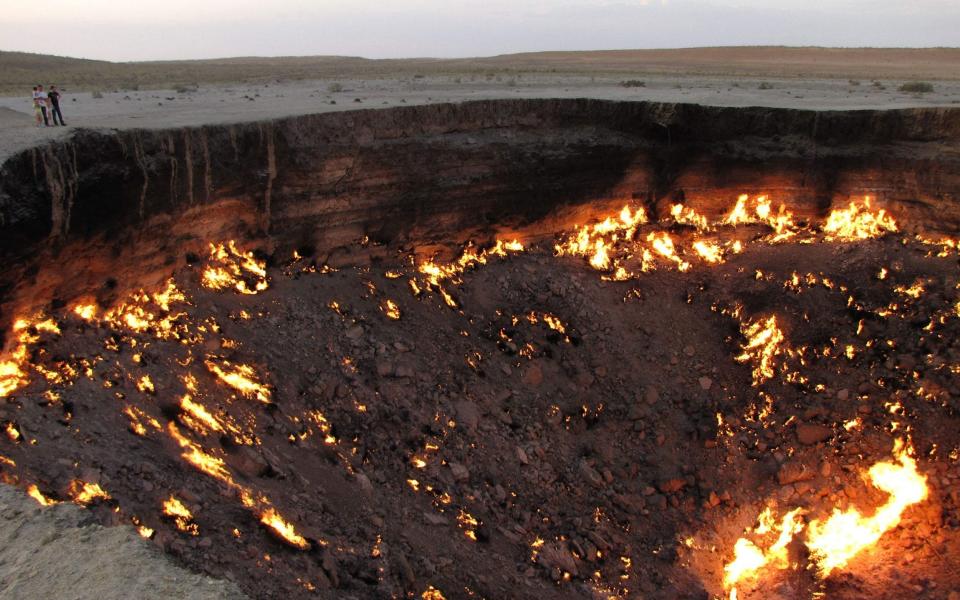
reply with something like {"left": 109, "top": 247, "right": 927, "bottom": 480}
{"left": 34, "top": 84, "right": 49, "bottom": 126}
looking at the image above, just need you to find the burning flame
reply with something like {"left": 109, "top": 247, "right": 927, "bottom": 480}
{"left": 162, "top": 495, "right": 199, "bottom": 535}
{"left": 26, "top": 484, "right": 57, "bottom": 506}
{"left": 202, "top": 241, "right": 269, "bottom": 295}
{"left": 806, "top": 439, "right": 928, "bottom": 576}
{"left": 260, "top": 507, "right": 310, "bottom": 549}
{"left": 723, "top": 439, "right": 929, "bottom": 596}
{"left": 555, "top": 205, "right": 646, "bottom": 273}
{"left": 205, "top": 360, "right": 271, "bottom": 403}
{"left": 68, "top": 480, "right": 111, "bottom": 505}
{"left": 735, "top": 315, "right": 784, "bottom": 385}
{"left": 724, "top": 508, "right": 804, "bottom": 591}
{"left": 418, "top": 239, "right": 524, "bottom": 308}
{"left": 822, "top": 197, "right": 897, "bottom": 241}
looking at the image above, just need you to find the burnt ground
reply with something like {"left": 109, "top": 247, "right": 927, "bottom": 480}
{"left": 1, "top": 226, "right": 960, "bottom": 600}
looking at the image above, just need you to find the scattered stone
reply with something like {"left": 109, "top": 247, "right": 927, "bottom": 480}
{"left": 698, "top": 376, "right": 713, "bottom": 391}
{"left": 797, "top": 423, "right": 833, "bottom": 445}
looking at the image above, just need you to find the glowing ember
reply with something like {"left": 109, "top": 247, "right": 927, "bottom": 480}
{"left": 418, "top": 239, "right": 524, "bottom": 307}
{"left": 260, "top": 507, "right": 310, "bottom": 549}
{"left": 806, "top": 439, "right": 928, "bottom": 576}
{"left": 167, "top": 423, "right": 231, "bottom": 480}
{"left": 202, "top": 241, "right": 269, "bottom": 295}
{"left": 823, "top": 197, "right": 897, "bottom": 241}
{"left": 162, "top": 495, "right": 200, "bottom": 535}
{"left": 724, "top": 507, "right": 803, "bottom": 594}
{"left": 422, "top": 585, "right": 447, "bottom": 600}
{"left": 381, "top": 299, "right": 401, "bottom": 320}
{"left": 26, "top": 484, "right": 57, "bottom": 506}
{"left": 68, "top": 480, "right": 111, "bottom": 505}
{"left": 735, "top": 315, "right": 785, "bottom": 385}
{"left": 205, "top": 360, "right": 271, "bottom": 403}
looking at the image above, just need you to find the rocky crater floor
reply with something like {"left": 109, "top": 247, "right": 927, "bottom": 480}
{"left": 1, "top": 100, "right": 959, "bottom": 599}
{"left": 1, "top": 194, "right": 960, "bottom": 599}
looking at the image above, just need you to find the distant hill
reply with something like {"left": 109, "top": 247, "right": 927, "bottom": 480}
{"left": 2, "top": 47, "right": 958, "bottom": 95}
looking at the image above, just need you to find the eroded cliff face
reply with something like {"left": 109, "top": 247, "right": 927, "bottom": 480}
{"left": 1, "top": 99, "right": 959, "bottom": 341}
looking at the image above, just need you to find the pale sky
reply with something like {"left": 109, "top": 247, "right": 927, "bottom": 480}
{"left": 3, "top": 0, "right": 958, "bottom": 62}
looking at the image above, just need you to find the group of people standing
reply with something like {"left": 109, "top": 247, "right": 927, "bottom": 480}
{"left": 32, "top": 85, "right": 66, "bottom": 127}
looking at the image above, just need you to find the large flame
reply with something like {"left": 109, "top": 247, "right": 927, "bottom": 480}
{"left": 822, "top": 197, "right": 897, "bottom": 241}
{"left": 806, "top": 439, "right": 928, "bottom": 576}
{"left": 723, "top": 439, "right": 929, "bottom": 597}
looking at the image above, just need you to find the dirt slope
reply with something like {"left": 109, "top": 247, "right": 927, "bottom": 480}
{"left": 0, "top": 484, "right": 244, "bottom": 599}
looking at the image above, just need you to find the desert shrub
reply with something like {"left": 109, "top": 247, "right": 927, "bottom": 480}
{"left": 91, "top": 90, "right": 103, "bottom": 99}
{"left": 899, "top": 82, "right": 934, "bottom": 93}
{"left": 620, "top": 80, "right": 646, "bottom": 88}
{"left": 506, "top": 78, "right": 517, "bottom": 87}
{"left": 327, "top": 82, "right": 343, "bottom": 93}
{"left": 758, "top": 81, "right": 774, "bottom": 90}
{"left": 849, "top": 79, "right": 860, "bottom": 86}
{"left": 174, "top": 83, "right": 198, "bottom": 94}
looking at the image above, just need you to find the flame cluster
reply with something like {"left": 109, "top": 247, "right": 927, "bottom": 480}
{"left": 724, "top": 439, "right": 928, "bottom": 597}
{"left": 417, "top": 239, "right": 524, "bottom": 308}
{"left": 823, "top": 197, "right": 897, "bottom": 241}
{"left": 201, "top": 241, "right": 269, "bottom": 295}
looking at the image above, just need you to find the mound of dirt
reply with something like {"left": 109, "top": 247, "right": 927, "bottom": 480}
{"left": 0, "top": 484, "right": 244, "bottom": 600}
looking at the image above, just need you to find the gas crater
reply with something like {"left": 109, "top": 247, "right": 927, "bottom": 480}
{"left": 0, "top": 99, "right": 959, "bottom": 599}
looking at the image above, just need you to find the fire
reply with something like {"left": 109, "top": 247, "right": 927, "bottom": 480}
{"left": 724, "top": 508, "right": 804, "bottom": 592}
{"left": 647, "top": 232, "right": 690, "bottom": 272}
{"left": 162, "top": 495, "right": 199, "bottom": 535}
{"left": 723, "top": 194, "right": 798, "bottom": 241}
{"left": 136, "top": 375, "right": 155, "bottom": 394}
{"left": 260, "top": 507, "right": 311, "bottom": 549}
{"left": 68, "top": 480, "right": 111, "bottom": 505}
{"left": 692, "top": 240, "right": 724, "bottom": 263}
{"left": 417, "top": 239, "right": 524, "bottom": 307}
{"left": 180, "top": 394, "right": 225, "bottom": 435}
{"left": 167, "top": 422, "right": 231, "bottom": 480}
{"left": 205, "top": 360, "right": 271, "bottom": 403}
{"left": 735, "top": 315, "right": 784, "bottom": 385}
{"left": 201, "top": 241, "right": 269, "bottom": 295}
{"left": 422, "top": 586, "right": 447, "bottom": 600}
{"left": 555, "top": 205, "right": 646, "bottom": 272}
{"left": 0, "top": 317, "right": 62, "bottom": 398}
{"left": 73, "top": 303, "right": 98, "bottom": 321}
{"left": 806, "top": 439, "right": 928, "bottom": 576}
{"left": 823, "top": 197, "right": 897, "bottom": 241}
{"left": 26, "top": 484, "right": 57, "bottom": 506}
{"left": 381, "top": 299, "right": 401, "bottom": 320}
{"left": 671, "top": 204, "right": 710, "bottom": 231}
{"left": 723, "top": 439, "right": 929, "bottom": 595}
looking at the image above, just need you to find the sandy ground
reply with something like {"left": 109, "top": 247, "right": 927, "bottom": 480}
{"left": 0, "top": 484, "right": 245, "bottom": 599}
{"left": 2, "top": 73, "right": 960, "bottom": 163}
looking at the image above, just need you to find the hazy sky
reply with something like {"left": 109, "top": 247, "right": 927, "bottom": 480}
{"left": 4, "top": 0, "right": 959, "bottom": 61}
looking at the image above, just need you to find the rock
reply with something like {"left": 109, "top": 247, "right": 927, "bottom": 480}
{"left": 797, "top": 423, "right": 833, "bottom": 445}
{"left": 454, "top": 400, "right": 480, "bottom": 432}
{"left": 345, "top": 325, "right": 364, "bottom": 340}
{"left": 658, "top": 478, "right": 686, "bottom": 493}
{"left": 522, "top": 363, "right": 543, "bottom": 386}
{"left": 644, "top": 387, "right": 659, "bottom": 405}
{"left": 578, "top": 460, "right": 604, "bottom": 488}
{"left": 778, "top": 462, "right": 816, "bottom": 485}
{"left": 683, "top": 345, "right": 696, "bottom": 357}
{"left": 698, "top": 376, "right": 712, "bottom": 391}
{"left": 423, "top": 512, "right": 448, "bottom": 525}
{"left": 375, "top": 360, "right": 394, "bottom": 377}
{"left": 836, "top": 389, "right": 850, "bottom": 401}
{"left": 537, "top": 541, "right": 579, "bottom": 577}
{"left": 449, "top": 462, "right": 470, "bottom": 482}
{"left": 516, "top": 447, "right": 529, "bottom": 465}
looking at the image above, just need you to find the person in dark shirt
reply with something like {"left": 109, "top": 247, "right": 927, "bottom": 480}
{"left": 48, "top": 85, "right": 66, "bottom": 126}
